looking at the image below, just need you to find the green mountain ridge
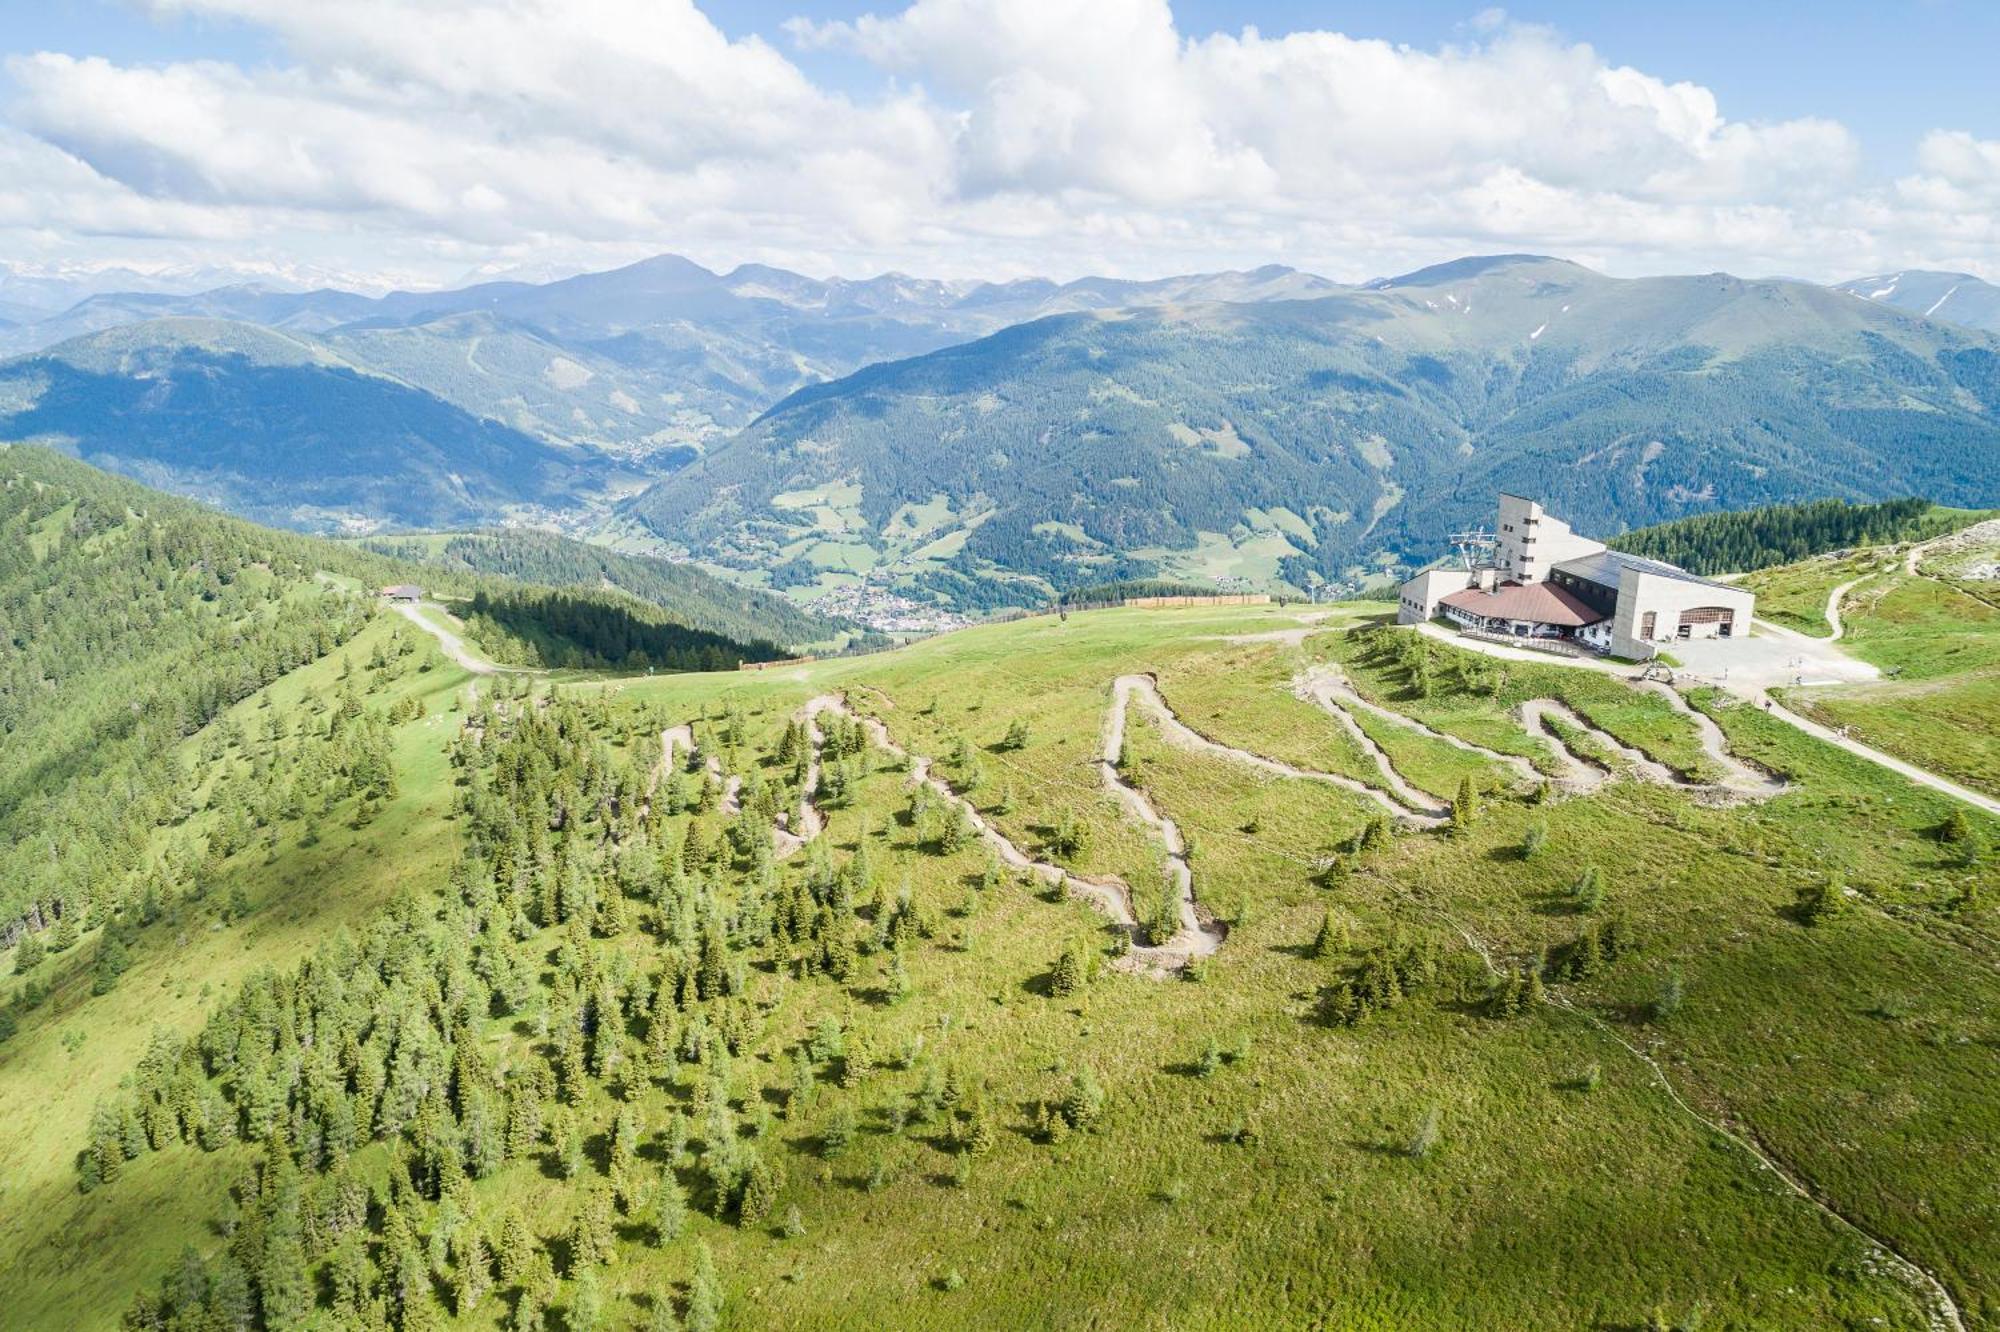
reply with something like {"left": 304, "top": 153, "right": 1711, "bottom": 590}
{"left": 0, "top": 321, "right": 626, "bottom": 532}
{"left": 1833, "top": 270, "right": 2000, "bottom": 335}
{"left": 356, "top": 528, "right": 852, "bottom": 651}
{"left": 623, "top": 256, "right": 2000, "bottom": 606}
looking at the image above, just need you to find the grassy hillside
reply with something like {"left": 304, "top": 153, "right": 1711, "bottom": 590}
{"left": 1776, "top": 520, "right": 2000, "bottom": 798}
{"left": 7, "top": 540, "right": 1997, "bottom": 1330}
{"left": 625, "top": 256, "right": 2000, "bottom": 608}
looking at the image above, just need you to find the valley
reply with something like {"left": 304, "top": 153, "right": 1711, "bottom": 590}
{"left": 7, "top": 253, "right": 2000, "bottom": 624}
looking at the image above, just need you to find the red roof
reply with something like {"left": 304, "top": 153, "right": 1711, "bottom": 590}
{"left": 1439, "top": 580, "right": 1604, "bottom": 627}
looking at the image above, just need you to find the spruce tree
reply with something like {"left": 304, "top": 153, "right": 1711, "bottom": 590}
{"left": 651, "top": 1171, "right": 687, "bottom": 1246}
{"left": 568, "top": 1269, "right": 604, "bottom": 1332}
{"left": 1450, "top": 778, "right": 1478, "bottom": 834}
{"left": 497, "top": 1211, "right": 534, "bottom": 1287}
{"left": 1049, "top": 945, "right": 1084, "bottom": 998}
{"left": 685, "top": 1241, "right": 723, "bottom": 1332}
{"left": 738, "top": 1154, "right": 778, "bottom": 1226}
{"left": 569, "top": 1182, "right": 616, "bottom": 1271}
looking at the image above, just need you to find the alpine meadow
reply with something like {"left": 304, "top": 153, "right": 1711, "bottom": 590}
{"left": 3, "top": 3, "right": 2000, "bottom": 1331}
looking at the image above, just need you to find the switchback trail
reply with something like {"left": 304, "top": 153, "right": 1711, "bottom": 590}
{"left": 806, "top": 692, "right": 1224, "bottom": 973}
{"left": 1409, "top": 618, "right": 1995, "bottom": 815}
{"left": 1298, "top": 664, "right": 1543, "bottom": 788}
{"left": 1115, "top": 674, "right": 1446, "bottom": 826}
{"left": 1299, "top": 663, "right": 1782, "bottom": 804}
{"left": 659, "top": 724, "right": 743, "bottom": 817}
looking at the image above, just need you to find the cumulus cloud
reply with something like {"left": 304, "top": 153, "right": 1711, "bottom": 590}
{"left": 0, "top": 0, "right": 1988, "bottom": 284}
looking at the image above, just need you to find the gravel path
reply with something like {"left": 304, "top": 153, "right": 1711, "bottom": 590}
{"left": 1410, "top": 619, "right": 1993, "bottom": 816}
{"left": 1757, "top": 693, "right": 2000, "bottom": 817}
{"left": 391, "top": 600, "right": 542, "bottom": 676}
{"left": 1117, "top": 674, "right": 1445, "bottom": 827}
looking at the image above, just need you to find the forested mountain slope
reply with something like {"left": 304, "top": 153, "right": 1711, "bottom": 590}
{"left": 1610, "top": 496, "right": 1999, "bottom": 574}
{"left": 0, "top": 446, "right": 818, "bottom": 939}
{"left": 2, "top": 579, "right": 1995, "bottom": 1329}
{"left": 625, "top": 256, "right": 2000, "bottom": 607}
{"left": 0, "top": 321, "right": 615, "bottom": 531}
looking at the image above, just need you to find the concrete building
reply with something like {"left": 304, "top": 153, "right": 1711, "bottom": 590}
{"left": 1396, "top": 495, "right": 1754, "bottom": 659}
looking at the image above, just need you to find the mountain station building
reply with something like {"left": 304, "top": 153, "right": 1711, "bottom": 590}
{"left": 1396, "top": 494, "right": 1754, "bottom": 659}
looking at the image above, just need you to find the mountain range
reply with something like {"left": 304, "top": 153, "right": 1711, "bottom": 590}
{"left": 623, "top": 255, "right": 2000, "bottom": 604}
{"left": 2, "top": 251, "right": 1997, "bottom": 608}
{"left": 0, "top": 255, "right": 1350, "bottom": 535}
{"left": 1832, "top": 269, "right": 2000, "bottom": 335}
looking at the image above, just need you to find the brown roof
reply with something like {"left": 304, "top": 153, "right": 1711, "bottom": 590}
{"left": 1439, "top": 580, "right": 1604, "bottom": 627}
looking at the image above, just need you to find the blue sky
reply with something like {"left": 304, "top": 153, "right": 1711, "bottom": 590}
{"left": 13, "top": 0, "right": 1994, "bottom": 162}
{"left": 0, "top": 1, "right": 1995, "bottom": 289}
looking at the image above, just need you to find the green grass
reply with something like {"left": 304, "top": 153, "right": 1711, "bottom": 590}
{"left": 1738, "top": 550, "right": 1900, "bottom": 636}
{"left": 6, "top": 600, "right": 1999, "bottom": 1330}
{"left": 1783, "top": 568, "right": 2000, "bottom": 798}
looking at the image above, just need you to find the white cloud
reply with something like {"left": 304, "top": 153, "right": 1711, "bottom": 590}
{"left": 0, "top": 0, "right": 1988, "bottom": 285}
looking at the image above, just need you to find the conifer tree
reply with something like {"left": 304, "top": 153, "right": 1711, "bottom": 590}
{"left": 1309, "top": 909, "right": 1343, "bottom": 960}
{"left": 1049, "top": 945, "right": 1084, "bottom": 998}
{"left": 497, "top": 1211, "right": 535, "bottom": 1287}
{"left": 841, "top": 1030, "right": 874, "bottom": 1088}
{"left": 568, "top": 1268, "right": 604, "bottom": 1332}
{"left": 1061, "top": 1069, "right": 1105, "bottom": 1131}
{"left": 738, "top": 1154, "right": 778, "bottom": 1226}
{"left": 1450, "top": 777, "right": 1478, "bottom": 834}
{"left": 685, "top": 1241, "right": 723, "bottom": 1332}
{"left": 569, "top": 1182, "right": 617, "bottom": 1272}
{"left": 650, "top": 1171, "right": 687, "bottom": 1246}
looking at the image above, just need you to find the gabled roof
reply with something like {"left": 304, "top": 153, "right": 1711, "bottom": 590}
{"left": 1552, "top": 549, "right": 1732, "bottom": 592}
{"left": 1439, "top": 580, "right": 1605, "bottom": 627}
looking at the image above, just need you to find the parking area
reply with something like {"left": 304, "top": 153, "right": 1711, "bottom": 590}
{"left": 1668, "top": 622, "right": 1879, "bottom": 693}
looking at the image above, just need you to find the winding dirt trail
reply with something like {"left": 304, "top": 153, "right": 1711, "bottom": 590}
{"left": 1417, "top": 606, "right": 1997, "bottom": 815}
{"left": 1297, "top": 664, "right": 1782, "bottom": 805}
{"left": 770, "top": 698, "right": 837, "bottom": 860}
{"left": 660, "top": 724, "right": 742, "bottom": 817}
{"left": 1821, "top": 574, "right": 1872, "bottom": 641}
{"left": 1298, "top": 664, "right": 1544, "bottom": 790}
{"left": 1635, "top": 681, "right": 1788, "bottom": 798}
{"left": 1116, "top": 675, "right": 1446, "bottom": 827}
{"left": 1517, "top": 698, "right": 1679, "bottom": 789}
{"left": 808, "top": 692, "right": 1223, "bottom": 972}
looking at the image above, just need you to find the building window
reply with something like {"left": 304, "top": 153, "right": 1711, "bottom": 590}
{"left": 1678, "top": 607, "right": 1735, "bottom": 626}
{"left": 1641, "top": 611, "right": 1657, "bottom": 638}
